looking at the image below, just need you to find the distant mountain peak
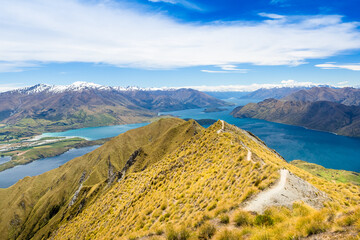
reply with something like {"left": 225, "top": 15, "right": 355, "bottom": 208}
{"left": 13, "top": 82, "right": 117, "bottom": 94}
{"left": 11, "top": 82, "right": 180, "bottom": 94}
{"left": 15, "top": 83, "right": 52, "bottom": 94}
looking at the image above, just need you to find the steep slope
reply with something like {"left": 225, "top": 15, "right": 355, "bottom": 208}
{"left": 283, "top": 87, "right": 360, "bottom": 106}
{"left": 1, "top": 119, "right": 359, "bottom": 240}
{"left": 231, "top": 98, "right": 360, "bottom": 137}
{"left": 0, "top": 118, "right": 201, "bottom": 240}
{"left": 51, "top": 121, "right": 360, "bottom": 240}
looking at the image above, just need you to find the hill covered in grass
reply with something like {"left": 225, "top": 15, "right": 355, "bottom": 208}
{"left": 291, "top": 160, "right": 360, "bottom": 186}
{"left": 0, "top": 118, "right": 359, "bottom": 240}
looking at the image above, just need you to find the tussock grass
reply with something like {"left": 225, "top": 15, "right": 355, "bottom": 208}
{"left": 197, "top": 223, "right": 216, "bottom": 240}
{"left": 214, "top": 229, "right": 242, "bottom": 240}
{"left": 2, "top": 119, "right": 360, "bottom": 240}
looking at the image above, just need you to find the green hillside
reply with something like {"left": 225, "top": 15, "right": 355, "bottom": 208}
{"left": 291, "top": 160, "right": 360, "bottom": 185}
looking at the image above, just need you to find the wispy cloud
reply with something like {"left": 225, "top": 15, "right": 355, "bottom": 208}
{"left": 148, "top": 0, "right": 202, "bottom": 11}
{"left": 0, "top": 1, "right": 360, "bottom": 71}
{"left": 149, "top": 0, "right": 176, "bottom": 3}
{"left": 270, "top": 0, "right": 288, "bottom": 6}
{"left": 270, "top": 0, "right": 285, "bottom": 3}
{"left": 315, "top": 63, "right": 360, "bottom": 71}
{"left": 258, "top": 13, "right": 284, "bottom": 19}
{"left": 0, "top": 83, "right": 26, "bottom": 92}
{"left": 180, "top": 80, "right": 324, "bottom": 92}
{"left": 338, "top": 81, "right": 349, "bottom": 86}
{"left": 0, "top": 61, "right": 39, "bottom": 73}
{"left": 201, "top": 65, "right": 248, "bottom": 73}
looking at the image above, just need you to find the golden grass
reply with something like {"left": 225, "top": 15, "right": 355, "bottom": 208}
{"left": 1, "top": 119, "right": 360, "bottom": 240}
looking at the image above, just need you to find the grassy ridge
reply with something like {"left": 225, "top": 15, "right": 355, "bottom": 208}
{"left": 291, "top": 160, "right": 360, "bottom": 185}
{"left": 52, "top": 121, "right": 360, "bottom": 240}
{"left": 53, "top": 121, "right": 281, "bottom": 239}
{"left": 0, "top": 118, "right": 197, "bottom": 240}
{"left": 0, "top": 119, "right": 359, "bottom": 240}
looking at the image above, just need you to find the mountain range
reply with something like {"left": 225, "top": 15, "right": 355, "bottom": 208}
{"left": 231, "top": 87, "right": 360, "bottom": 137}
{"left": 0, "top": 82, "right": 227, "bottom": 140}
{"left": 283, "top": 87, "right": 360, "bottom": 106}
{"left": 0, "top": 118, "right": 358, "bottom": 239}
{"left": 240, "top": 87, "right": 312, "bottom": 100}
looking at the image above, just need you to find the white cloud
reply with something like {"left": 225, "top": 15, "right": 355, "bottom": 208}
{"left": 179, "top": 80, "right": 324, "bottom": 92}
{"left": 0, "top": 0, "right": 360, "bottom": 71}
{"left": 338, "top": 81, "right": 349, "bottom": 86}
{"left": 258, "top": 13, "right": 284, "bottom": 19}
{"left": 201, "top": 65, "right": 248, "bottom": 73}
{"left": 315, "top": 63, "right": 360, "bottom": 71}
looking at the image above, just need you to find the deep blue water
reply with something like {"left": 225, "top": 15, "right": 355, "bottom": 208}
{"left": 0, "top": 145, "right": 100, "bottom": 188}
{"left": 160, "top": 99, "right": 360, "bottom": 173}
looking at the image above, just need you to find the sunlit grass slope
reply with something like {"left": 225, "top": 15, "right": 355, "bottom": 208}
{"left": 0, "top": 118, "right": 200, "bottom": 240}
{"left": 0, "top": 118, "right": 359, "bottom": 240}
{"left": 51, "top": 120, "right": 360, "bottom": 240}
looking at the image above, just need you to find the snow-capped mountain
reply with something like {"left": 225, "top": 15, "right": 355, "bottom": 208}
{"left": 13, "top": 82, "right": 177, "bottom": 95}
{"left": 0, "top": 82, "right": 228, "bottom": 134}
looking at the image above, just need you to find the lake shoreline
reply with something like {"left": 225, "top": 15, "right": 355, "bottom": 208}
{"left": 0, "top": 138, "right": 110, "bottom": 173}
{"left": 0, "top": 145, "right": 102, "bottom": 188}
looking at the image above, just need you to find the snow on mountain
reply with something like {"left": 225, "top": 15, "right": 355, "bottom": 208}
{"left": 12, "top": 82, "right": 149, "bottom": 94}
{"left": 6, "top": 80, "right": 343, "bottom": 95}
{"left": 10, "top": 82, "right": 181, "bottom": 95}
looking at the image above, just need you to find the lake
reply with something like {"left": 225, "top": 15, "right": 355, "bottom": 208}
{"left": 0, "top": 156, "right": 11, "bottom": 165}
{"left": 160, "top": 101, "right": 360, "bottom": 173}
{"left": 38, "top": 122, "right": 149, "bottom": 140}
{"left": 1, "top": 97, "right": 359, "bottom": 188}
{"left": 0, "top": 145, "right": 100, "bottom": 188}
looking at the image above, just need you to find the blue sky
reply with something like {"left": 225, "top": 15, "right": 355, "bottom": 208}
{"left": 0, "top": 0, "right": 359, "bottom": 91}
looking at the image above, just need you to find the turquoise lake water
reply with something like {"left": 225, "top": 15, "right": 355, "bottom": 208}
{"left": 1, "top": 97, "right": 359, "bottom": 188}
{"left": 0, "top": 145, "right": 100, "bottom": 188}
{"left": 39, "top": 122, "right": 149, "bottom": 140}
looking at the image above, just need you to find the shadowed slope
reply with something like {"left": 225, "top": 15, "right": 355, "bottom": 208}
{"left": 283, "top": 87, "right": 360, "bottom": 106}
{"left": 0, "top": 118, "right": 201, "bottom": 240}
{"left": 231, "top": 98, "right": 360, "bottom": 137}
